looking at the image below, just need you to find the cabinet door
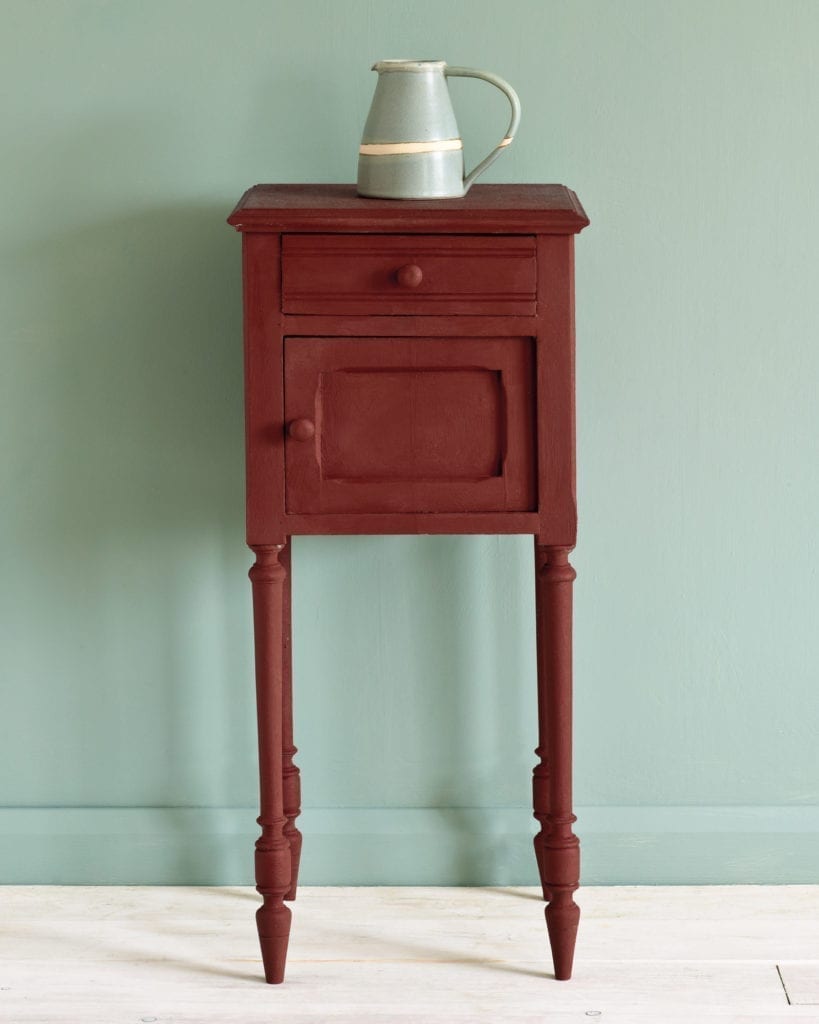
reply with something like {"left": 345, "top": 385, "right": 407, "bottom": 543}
{"left": 284, "top": 337, "right": 536, "bottom": 514}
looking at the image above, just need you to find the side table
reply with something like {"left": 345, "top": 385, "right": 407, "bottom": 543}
{"left": 227, "top": 183, "right": 590, "bottom": 983}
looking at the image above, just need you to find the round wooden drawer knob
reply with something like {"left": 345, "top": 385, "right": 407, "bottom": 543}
{"left": 287, "top": 418, "right": 315, "bottom": 442}
{"left": 395, "top": 263, "right": 423, "bottom": 288}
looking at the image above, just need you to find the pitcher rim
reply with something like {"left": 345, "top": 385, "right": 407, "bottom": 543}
{"left": 371, "top": 59, "right": 446, "bottom": 73}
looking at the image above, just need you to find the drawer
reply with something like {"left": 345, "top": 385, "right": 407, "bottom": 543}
{"left": 284, "top": 336, "right": 536, "bottom": 515}
{"left": 281, "top": 235, "right": 536, "bottom": 316}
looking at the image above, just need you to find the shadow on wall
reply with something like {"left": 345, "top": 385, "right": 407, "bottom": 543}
{"left": 7, "top": 197, "right": 538, "bottom": 883}
{"left": 7, "top": 201, "right": 255, "bottom": 823}
{"left": 427, "top": 535, "right": 538, "bottom": 884}
{"left": 293, "top": 531, "right": 539, "bottom": 885}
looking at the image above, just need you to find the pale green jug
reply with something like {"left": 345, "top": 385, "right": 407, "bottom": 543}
{"left": 357, "top": 58, "right": 521, "bottom": 200}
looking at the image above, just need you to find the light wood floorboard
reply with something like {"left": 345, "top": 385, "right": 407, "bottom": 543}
{"left": 779, "top": 963, "right": 819, "bottom": 1006}
{"left": 1, "top": 886, "right": 817, "bottom": 1022}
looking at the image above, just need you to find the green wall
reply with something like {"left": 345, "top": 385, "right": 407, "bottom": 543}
{"left": 1, "top": 0, "right": 817, "bottom": 884}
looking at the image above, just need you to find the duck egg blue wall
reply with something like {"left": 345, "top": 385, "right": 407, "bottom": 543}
{"left": 1, "top": 0, "right": 817, "bottom": 884}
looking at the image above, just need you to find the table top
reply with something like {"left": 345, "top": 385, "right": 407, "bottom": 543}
{"left": 227, "top": 184, "right": 590, "bottom": 234}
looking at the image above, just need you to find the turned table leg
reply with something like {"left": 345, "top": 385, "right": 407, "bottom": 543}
{"left": 532, "top": 606, "right": 551, "bottom": 905}
{"left": 249, "top": 544, "right": 292, "bottom": 984}
{"left": 279, "top": 539, "right": 303, "bottom": 901}
{"left": 533, "top": 542, "right": 580, "bottom": 981}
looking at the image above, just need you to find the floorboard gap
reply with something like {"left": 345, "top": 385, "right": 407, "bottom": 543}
{"left": 776, "top": 964, "right": 792, "bottom": 1005}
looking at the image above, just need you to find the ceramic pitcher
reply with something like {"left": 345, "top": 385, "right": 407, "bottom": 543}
{"left": 357, "top": 59, "right": 521, "bottom": 200}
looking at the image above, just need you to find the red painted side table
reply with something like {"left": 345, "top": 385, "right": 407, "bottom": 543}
{"left": 227, "top": 184, "right": 590, "bottom": 984}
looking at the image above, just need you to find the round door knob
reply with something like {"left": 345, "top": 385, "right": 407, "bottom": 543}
{"left": 395, "top": 263, "right": 423, "bottom": 288}
{"left": 287, "top": 418, "right": 315, "bottom": 442}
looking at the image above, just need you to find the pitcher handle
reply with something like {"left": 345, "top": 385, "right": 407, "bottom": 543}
{"left": 445, "top": 66, "right": 521, "bottom": 195}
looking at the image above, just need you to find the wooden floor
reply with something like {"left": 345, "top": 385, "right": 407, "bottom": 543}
{"left": 2, "top": 886, "right": 818, "bottom": 1022}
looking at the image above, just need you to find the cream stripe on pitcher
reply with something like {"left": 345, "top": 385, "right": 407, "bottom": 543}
{"left": 359, "top": 139, "right": 464, "bottom": 156}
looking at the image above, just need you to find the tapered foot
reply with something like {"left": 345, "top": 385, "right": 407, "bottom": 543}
{"left": 256, "top": 901, "right": 292, "bottom": 984}
{"left": 284, "top": 829, "right": 303, "bottom": 901}
{"left": 545, "top": 891, "right": 580, "bottom": 980}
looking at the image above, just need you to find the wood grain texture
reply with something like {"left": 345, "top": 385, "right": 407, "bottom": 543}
{"left": 232, "top": 183, "right": 588, "bottom": 983}
{"left": 280, "top": 539, "right": 302, "bottom": 901}
{"left": 282, "top": 234, "right": 536, "bottom": 315}
{"left": 534, "top": 544, "right": 580, "bottom": 980}
{"left": 535, "top": 233, "right": 577, "bottom": 546}
{"left": 283, "top": 314, "right": 539, "bottom": 336}
{"left": 283, "top": 336, "right": 535, "bottom": 515}
{"left": 777, "top": 963, "right": 819, "bottom": 1005}
{"left": 242, "top": 233, "right": 286, "bottom": 544}
{"left": 228, "top": 183, "right": 589, "bottom": 234}
{"left": 278, "top": 510, "right": 543, "bottom": 535}
{"left": 249, "top": 545, "right": 292, "bottom": 982}
{"left": 2, "top": 886, "right": 816, "bottom": 1022}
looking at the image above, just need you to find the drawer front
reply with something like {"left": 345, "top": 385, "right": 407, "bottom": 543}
{"left": 284, "top": 336, "right": 536, "bottom": 514}
{"left": 281, "top": 235, "right": 536, "bottom": 316}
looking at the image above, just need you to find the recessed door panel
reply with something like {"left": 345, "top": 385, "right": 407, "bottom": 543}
{"left": 284, "top": 337, "right": 536, "bottom": 514}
